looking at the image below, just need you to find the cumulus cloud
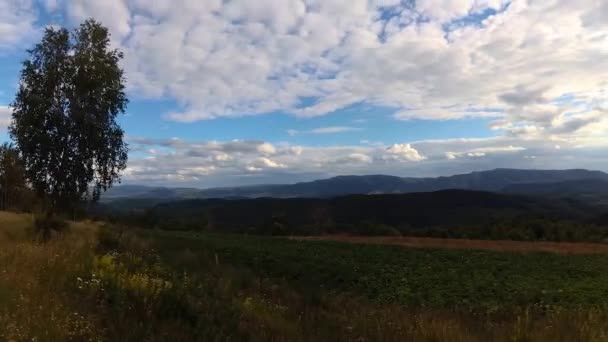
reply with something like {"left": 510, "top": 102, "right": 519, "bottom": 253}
{"left": 0, "top": 0, "right": 37, "bottom": 51}
{"left": 28, "top": 0, "right": 601, "bottom": 138}
{"left": 120, "top": 135, "right": 608, "bottom": 187}
{"left": 44, "top": 0, "right": 131, "bottom": 41}
{"left": 247, "top": 157, "right": 287, "bottom": 172}
{"left": 124, "top": 138, "right": 429, "bottom": 186}
{"left": 383, "top": 144, "right": 426, "bottom": 162}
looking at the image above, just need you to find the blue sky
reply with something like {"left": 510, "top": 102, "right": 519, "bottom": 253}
{"left": 0, "top": 0, "right": 607, "bottom": 187}
{"left": 122, "top": 99, "right": 499, "bottom": 146}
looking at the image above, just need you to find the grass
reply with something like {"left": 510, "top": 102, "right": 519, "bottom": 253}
{"left": 149, "top": 230, "right": 608, "bottom": 311}
{"left": 3, "top": 211, "right": 608, "bottom": 341}
{"left": 0, "top": 212, "right": 100, "bottom": 341}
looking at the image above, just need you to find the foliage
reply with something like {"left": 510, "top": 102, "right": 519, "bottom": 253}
{"left": 148, "top": 230, "right": 608, "bottom": 313}
{"left": 100, "top": 191, "right": 608, "bottom": 242}
{"left": 0, "top": 143, "right": 30, "bottom": 211}
{"left": 10, "top": 19, "right": 128, "bottom": 215}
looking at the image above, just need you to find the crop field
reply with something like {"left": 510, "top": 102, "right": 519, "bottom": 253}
{"left": 152, "top": 231, "right": 608, "bottom": 311}
{"left": 3, "top": 211, "right": 608, "bottom": 341}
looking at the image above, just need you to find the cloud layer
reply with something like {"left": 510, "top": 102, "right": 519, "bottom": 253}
{"left": 37, "top": 1, "right": 606, "bottom": 132}
{"left": 123, "top": 135, "right": 605, "bottom": 187}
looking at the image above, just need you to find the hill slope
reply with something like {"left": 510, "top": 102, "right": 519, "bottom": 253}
{"left": 125, "top": 189, "right": 606, "bottom": 239}
{"left": 103, "top": 168, "right": 608, "bottom": 201}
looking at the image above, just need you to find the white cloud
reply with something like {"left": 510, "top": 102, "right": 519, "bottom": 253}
{"left": 394, "top": 107, "right": 502, "bottom": 120}
{"left": 257, "top": 142, "right": 276, "bottom": 155}
{"left": 54, "top": 0, "right": 131, "bottom": 39}
{"left": 0, "top": 106, "right": 11, "bottom": 129}
{"left": 122, "top": 135, "right": 608, "bottom": 187}
{"left": 32, "top": 0, "right": 603, "bottom": 141}
{"left": 0, "top": 1, "right": 604, "bottom": 135}
{"left": 0, "top": 0, "right": 37, "bottom": 51}
{"left": 383, "top": 144, "right": 426, "bottom": 162}
{"left": 445, "top": 145, "right": 526, "bottom": 159}
{"left": 249, "top": 157, "right": 287, "bottom": 170}
{"left": 309, "top": 126, "right": 362, "bottom": 134}
{"left": 470, "top": 145, "right": 526, "bottom": 154}
{"left": 415, "top": 0, "right": 486, "bottom": 22}
{"left": 0, "top": 0, "right": 586, "bottom": 160}
{"left": 339, "top": 153, "right": 373, "bottom": 164}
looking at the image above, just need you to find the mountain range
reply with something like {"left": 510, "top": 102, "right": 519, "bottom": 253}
{"left": 103, "top": 168, "right": 608, "bottom": 202}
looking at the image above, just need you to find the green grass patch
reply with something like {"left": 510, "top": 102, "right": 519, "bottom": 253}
{"left": 142, "top": 230, "right": 608, "bottom": 313}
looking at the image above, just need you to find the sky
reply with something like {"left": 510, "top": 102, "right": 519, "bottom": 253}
{"left": 0, "top": 0, "right": 607, "bottom": 188}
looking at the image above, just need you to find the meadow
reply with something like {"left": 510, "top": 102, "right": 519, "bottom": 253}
{"left": 3, "top": 211, "right": 608, "bottom": 341}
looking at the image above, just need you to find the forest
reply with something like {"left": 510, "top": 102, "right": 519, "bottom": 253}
{"left": 91, "top": 189, "right": 608, "bottom": 242}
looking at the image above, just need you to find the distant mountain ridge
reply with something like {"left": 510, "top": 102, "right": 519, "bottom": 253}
{"left": 102, "top": 168, "right": 608, "bottom": 201}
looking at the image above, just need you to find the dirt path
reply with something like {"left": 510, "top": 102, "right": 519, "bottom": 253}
{"left": 289, "top": 235, "right": 608, "bottom": 254}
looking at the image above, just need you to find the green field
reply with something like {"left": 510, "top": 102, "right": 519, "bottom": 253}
{"left": 146, "top": 231, "right": 608, "bottom": 312}
{"left": 3, "top": 212, "right": 608, "bottom": 341}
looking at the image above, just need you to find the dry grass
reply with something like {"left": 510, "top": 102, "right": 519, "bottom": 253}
{"left": 291, "top": 235, "right": 608, "bottom": 254}
{"left": 0, "top": 212, "right": 101, "bottom": 341}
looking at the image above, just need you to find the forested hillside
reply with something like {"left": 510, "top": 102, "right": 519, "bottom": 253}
{"left": 98, "top": 190, "right": 608, "bottom": 242}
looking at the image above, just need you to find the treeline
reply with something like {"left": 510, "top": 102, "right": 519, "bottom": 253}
{"left": 94, "top": 190, "right": 608, "bottom": 243}
{"left": 0, "top": 143, "right": 91, "bottom": 219}
{"left": 0, "top": 144, "right": 36, "bottom": 212}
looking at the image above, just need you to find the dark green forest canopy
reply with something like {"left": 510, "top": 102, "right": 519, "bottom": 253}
{"left": 97, "top": 190, "right": 608, "bottom": 242}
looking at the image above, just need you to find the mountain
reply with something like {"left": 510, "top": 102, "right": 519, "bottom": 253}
{"left": 102, "top": 168, "right": 608, "bottom": 202}
{"left": 101, "top": 185, "right": 203, "bottom": 201}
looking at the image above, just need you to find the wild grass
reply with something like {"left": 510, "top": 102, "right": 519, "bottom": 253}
{"left": 0, "top": 212, "right": 100, "bottom": 341}
{"left": 2, "top": 211, "right": 608, "bottom": 341}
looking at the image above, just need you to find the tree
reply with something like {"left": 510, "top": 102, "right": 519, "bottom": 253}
{"left": 10, "top": 19, "right": 128, "bottom": 217}
{"left": 0, "top": 143, "right": 27, "bottom": 211}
